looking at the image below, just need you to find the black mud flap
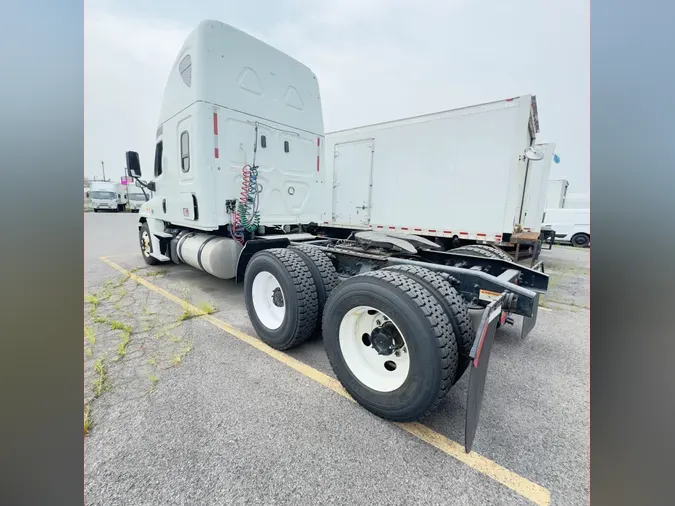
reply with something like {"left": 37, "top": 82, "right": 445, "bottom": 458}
{"left": 464, "top": 294, "right": 505, "bottom": 453}
{"left": 520, "top": 292, "right": 540, "bottom": 339}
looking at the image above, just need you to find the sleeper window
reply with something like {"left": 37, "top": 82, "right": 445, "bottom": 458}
{"left": 180, "top": 131, "right": 190, "bottom": 172}
{"left": 154, "top": 141, "right": 163, "bottom": 177}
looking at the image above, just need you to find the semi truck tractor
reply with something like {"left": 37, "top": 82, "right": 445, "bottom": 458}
{"left": 124, "top": 19, "right": 549, "bottom": 452}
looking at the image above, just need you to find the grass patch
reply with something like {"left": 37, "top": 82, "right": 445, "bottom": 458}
{"left": 171, "top": 355, "right": 182, "bottom": 367}
{"left": 92, "top": 313, "right": 107, "bottom": 324}
{"left": 177, "top": 301, "right": 216, "bottom": 322}
{"left": 85, "top": 347, "right": 92, "bottom": 357}
{"left": 109, "top": 320, "right": 132, "bottom": 333}
{"left": 92, "top": 357, "right": 108, "bottom": 398}
{"left": 117, "top": 330, "right": 131, "bottom": 358}
{"left": 114, "top": 273, "right": 131, "bottom": 287}
{"left": 85, "top": 294, "right": 99, "bottom": 307}
{"left": 84, "top": 403, "right": 91, "bottom": 435}
{"left": 177, "top": 306, "right": 195, "bottom": 322}
{"left": 84, "top": 326, "right": 96, "bottom": 345}
{"left": 149, "top": 374, "right": 159, "bottom": 392}
{"left": 170, "top": 335, "right": 182, "bottom": 343}
{"left": 197, "top": 301, "right": 217, "bottom": 314}
{"left": 144, "top": 268, "right": 167, "bottom": 277}
{"left": 148, "top": 357, "right": 157, "bottom": 366}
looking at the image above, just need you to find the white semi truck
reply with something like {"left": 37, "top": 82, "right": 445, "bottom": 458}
{"left": 322, "top": 100, "right": 556, "bottom": 247}
{"left": 125, "top": 20, "right": 550, "bottom": 452}
{"left": 90, "top": 181, "right": 127, "bottom": 212}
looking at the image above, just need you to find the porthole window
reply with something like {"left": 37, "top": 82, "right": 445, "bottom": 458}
{"left": 260, "top": 135, "right": 267, "bottom": 148}
{"left": 284, "top": 140, "right": 290, "bottom": 153}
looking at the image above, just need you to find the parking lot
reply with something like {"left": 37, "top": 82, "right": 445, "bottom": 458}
{"left": 84, "top": 212, "right": 589, "bottom": 506}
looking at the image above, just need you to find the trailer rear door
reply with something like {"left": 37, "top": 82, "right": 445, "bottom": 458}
{"left": 332, "top": 139, "right": 374, "bottom": 226}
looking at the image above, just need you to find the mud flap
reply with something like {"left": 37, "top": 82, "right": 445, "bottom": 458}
{"left": 520, "top": 292, "right": 539, "bottom": 339}
{"left": 464, "top": 294, "right": 505, "bottom": 453}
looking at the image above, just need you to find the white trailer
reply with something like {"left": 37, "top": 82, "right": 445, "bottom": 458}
{"left": 322, "top": 98, "right": 555, "bottom": 246}
{"left": 124, "top": 20, "right": 549, "bottom": 452}
{"left": 90, "top": 181, "right": 127, "bottom": 212}
{"left": 545, "top": 179, "right": 569, "bottom": 209}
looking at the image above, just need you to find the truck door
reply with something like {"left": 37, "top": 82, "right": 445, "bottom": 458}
{"left": 332, "top": 139, "right": 374, "bottom": 226}
{"left": 176, "top": 115, "right": 198, "bottom": 221}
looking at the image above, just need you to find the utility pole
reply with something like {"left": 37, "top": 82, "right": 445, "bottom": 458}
{"left": 101, "top": 160, "right": 106, "bottom": 181}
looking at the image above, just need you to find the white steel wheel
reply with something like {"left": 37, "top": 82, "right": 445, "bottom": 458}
{"left": 141, "top": 230, "right": 152, "bottom": 257}
{"left": 251, "top": 271, "right": 286, "bottom": 330}
{"left": 338, "top": 306, "right": 410, "bottom": 392}
{"left": 139, "top": 222, "right": 161, "bottom": 265}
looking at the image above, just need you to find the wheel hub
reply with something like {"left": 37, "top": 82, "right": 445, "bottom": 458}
{"left": 272, "top": 287, "right": 284, "bottom": 307}
{"left": 369, "top": 322, "right": 400, "bottom": 356}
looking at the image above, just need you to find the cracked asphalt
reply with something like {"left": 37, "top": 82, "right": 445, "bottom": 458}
{"left": 84, "top": 212, "right": 589, "bottom": 505}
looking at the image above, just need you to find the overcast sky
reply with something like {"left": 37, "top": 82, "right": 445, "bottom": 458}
{"left": 85, "top": 0, "right": 589, "bottom": 193}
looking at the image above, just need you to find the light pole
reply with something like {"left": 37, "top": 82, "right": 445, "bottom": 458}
{"left": 101, "top": 160, "right": 106, "bottom": 181}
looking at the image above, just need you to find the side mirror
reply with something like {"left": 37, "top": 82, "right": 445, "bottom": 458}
{"left": 524, "top": 147, "right": 545, "bottom": 161}
{"left": 126, "top": 151, "right": 142, "bottom": 178}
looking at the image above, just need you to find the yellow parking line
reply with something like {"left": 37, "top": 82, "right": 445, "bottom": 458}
{"left": 99, "top": 256, "right": 551, "bottom": 506}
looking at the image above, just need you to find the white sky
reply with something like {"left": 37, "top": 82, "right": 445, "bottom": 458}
{"left": 85, "top": 0, "right": 589, "bottom": 192}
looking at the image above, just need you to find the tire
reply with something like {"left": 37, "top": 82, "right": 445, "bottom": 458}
{"left": 471, "top": 244, "right": 514, "bottom": 262}
{"left": 244, "top": 248, "right": 319, "bottom": 350}
{"left": 139, "top": 222, "right": 161, "bottom": 265}
{"left": 93, "top": 209, "right": 99, "bottom": 213}
{"left": 289, "top": 244, "right": 340, "bottom": 324}
{"left": 570, "top": 233, "right": 590, "bottom": 248}
{"left": 322, "top": 269, "right": 458, "bottom": 421}
{"left": 452, "top": 244, "right": 503, "bottom": 260}
{"left": 383, "top": 265, "right": 474, "bottom": 384}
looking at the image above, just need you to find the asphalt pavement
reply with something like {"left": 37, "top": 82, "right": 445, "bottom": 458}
{"left": 84, "top": 212, "right": 589, "bottom": 506}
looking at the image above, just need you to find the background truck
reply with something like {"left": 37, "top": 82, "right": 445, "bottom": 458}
{"left": 561, "top": 192, "right": 590, "bottom": 210}
{"left": 90, "top": 181, "right": 127, "bottom": 212}
{"left": 545, "top": 179, "right": 569, "bottom": 209}
{"left": 124, "top": 19, "right": 550, "bottom": 452}
{"left": 321, "top": 98, "right": 556, "bottom": 251}
{"left": 127, "top": 183, "right": 149, "bottom": 212}
{"left": 541, "top": 208, "right": 590, "bottom": 247}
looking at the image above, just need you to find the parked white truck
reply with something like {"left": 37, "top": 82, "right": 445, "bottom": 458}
{"left": 127, "top": 183, "right": 149, "bottom": 212}
{"left": 90, "top": 181, "right": 127, "bottom": 212}
{"left": 322, "top": 100, "right": 556, "bottom": 247}
{"left": 124, "top": 20, "right": 550, "bottom": 452}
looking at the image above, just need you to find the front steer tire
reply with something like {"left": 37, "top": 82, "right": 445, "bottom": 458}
{"left": 139, "top": 222, "right": 162, "bottom": 265}
{"left": 322, "top": 269, "right": 458, "bottom": 422}
{"left": 244, "top": 248, "right": 319, "bottom": 350}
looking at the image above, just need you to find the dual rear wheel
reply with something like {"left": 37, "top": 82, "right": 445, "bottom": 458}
{"left": 243, "top": 246, "right": 475, "bottom": 421}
